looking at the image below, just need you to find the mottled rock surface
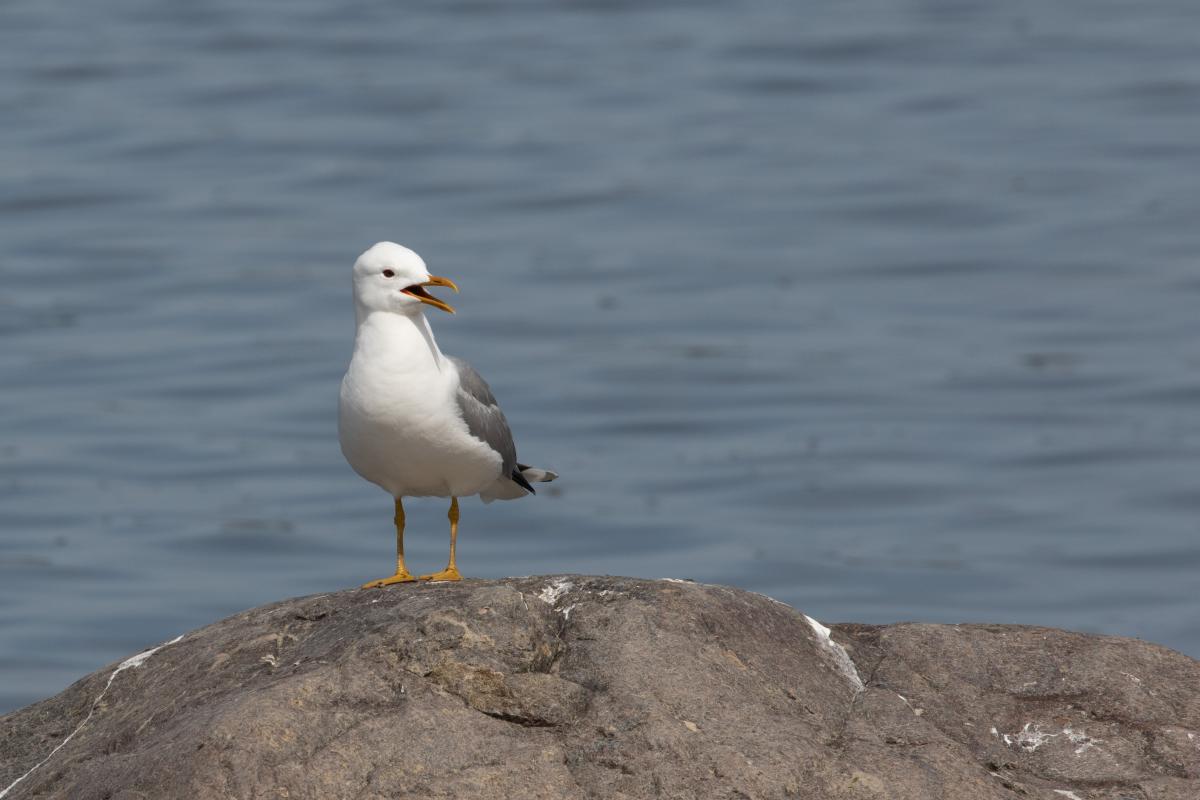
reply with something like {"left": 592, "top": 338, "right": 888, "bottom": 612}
{"left": 1, "top": 576, "right": 1198, "bottom": 799}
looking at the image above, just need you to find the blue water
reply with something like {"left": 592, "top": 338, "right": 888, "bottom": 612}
{"left": 3, "top": 0, "right": 1200, "bottom": 712}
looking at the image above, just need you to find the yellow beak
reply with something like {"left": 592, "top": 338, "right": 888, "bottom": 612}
{"left": 402, "top": 275, "right": 459, "bottom": 314}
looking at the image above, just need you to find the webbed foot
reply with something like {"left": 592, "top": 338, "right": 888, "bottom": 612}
{"left": 362, "top": 571, "right": 418, "bottom": 589}
{"left": 418, "top": 567, "right": 463, "bottom": 582}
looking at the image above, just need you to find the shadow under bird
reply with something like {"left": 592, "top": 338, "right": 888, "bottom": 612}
{"left": 338, "top": 242, "right": 558, "bottom": 586}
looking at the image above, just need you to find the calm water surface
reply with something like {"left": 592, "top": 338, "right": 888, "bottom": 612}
{"left": 3, "top": 0, "right": 1200, "bottom": 711}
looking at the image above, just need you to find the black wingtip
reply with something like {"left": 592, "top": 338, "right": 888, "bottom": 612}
{"left": 511, "top": 468, "right": 536, "bottom": 494}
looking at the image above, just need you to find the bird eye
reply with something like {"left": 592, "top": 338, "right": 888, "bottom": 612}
{"left": 382, "top": 269, "right": 395, "bottom": 278}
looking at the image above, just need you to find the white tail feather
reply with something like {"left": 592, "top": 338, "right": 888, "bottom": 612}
{"left": 521, "top": 467, "right": 558, "bottom": 483}
{"left": 478, "top": 465, "right": 557, "bottom": 503}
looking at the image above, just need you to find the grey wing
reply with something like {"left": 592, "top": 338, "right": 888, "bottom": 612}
{"left": 449, "top": 356, "right": 524, "bottom": 485}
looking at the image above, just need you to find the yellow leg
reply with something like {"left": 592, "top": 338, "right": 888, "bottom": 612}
{"left": 420, "top": 497, "right": 463, "bottom": 582}
{"left": 362, "top": 497, "right": 418, "bottom": 588}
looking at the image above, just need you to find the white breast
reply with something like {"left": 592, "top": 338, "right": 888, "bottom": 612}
{"left": 338, "top": 312, "right": 504, "bottom": 498}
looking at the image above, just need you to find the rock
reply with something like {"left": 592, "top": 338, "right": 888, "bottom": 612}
{"left": 1, "top": 576, "right": 1197, "bottom": 799}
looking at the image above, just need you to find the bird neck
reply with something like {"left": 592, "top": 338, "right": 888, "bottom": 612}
{"left": 352, "top": 311, "right": 446, "bottom": 372}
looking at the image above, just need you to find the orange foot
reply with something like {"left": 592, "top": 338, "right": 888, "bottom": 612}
{"left": 361, "top": 571, "right": 418, "bottom": 589}
{"left": 419, "top": 567, "right": 463, "bottom": 582}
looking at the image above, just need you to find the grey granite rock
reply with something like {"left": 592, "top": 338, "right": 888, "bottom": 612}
{"left": 1, "top": 576, "right": 1197, "bottom": 799}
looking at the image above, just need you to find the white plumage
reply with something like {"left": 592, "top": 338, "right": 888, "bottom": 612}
{"left": 339, "top": 312, "right": 507, "bottom": 499}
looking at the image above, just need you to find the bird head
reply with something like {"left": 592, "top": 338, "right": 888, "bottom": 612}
{"left": 352, "top": 242, "right": 458, "bottom": 318}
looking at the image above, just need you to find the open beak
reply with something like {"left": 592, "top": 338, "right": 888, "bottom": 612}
{"left": 402, "top": 275, "right": 459, "bottom": 314}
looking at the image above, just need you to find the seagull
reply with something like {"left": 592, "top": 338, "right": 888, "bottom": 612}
{"left": 338, "top": 242, "right": 557, "bottom": 587}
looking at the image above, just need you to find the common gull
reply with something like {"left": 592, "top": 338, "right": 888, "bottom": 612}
{"left": 339, "top": 242, "right": 557, "bottom": 586}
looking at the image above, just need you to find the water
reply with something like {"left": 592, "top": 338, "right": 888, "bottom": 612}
{"left": 3, "top": 0, "right": 1200, "bottom": 713}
